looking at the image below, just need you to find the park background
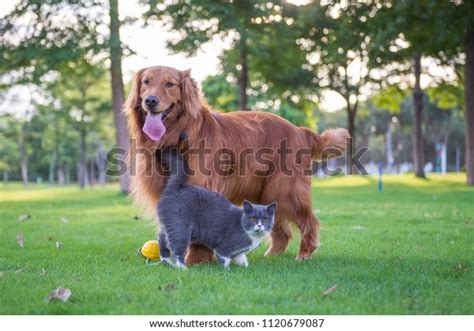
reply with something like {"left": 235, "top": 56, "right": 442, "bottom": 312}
{"left": 0, "top": 0, "right": 473, "bottom": 315}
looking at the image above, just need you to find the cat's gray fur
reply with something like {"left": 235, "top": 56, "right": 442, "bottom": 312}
{"left": 157, "top": 148, "right": 276, "bottom": 269}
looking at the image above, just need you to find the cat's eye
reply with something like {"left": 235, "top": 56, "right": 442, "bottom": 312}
{"left": 165, "top": 81, "right": 175, "bottom": 88}
{"left": 264, "top": 218, "right": 269, "bottom": 223}
{"left": 250, "top": 217, "right": 256, "bottom": 222}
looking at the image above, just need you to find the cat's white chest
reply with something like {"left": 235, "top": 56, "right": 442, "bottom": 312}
{"left": 247, "top": 233, "right": 267, "bottom": 253}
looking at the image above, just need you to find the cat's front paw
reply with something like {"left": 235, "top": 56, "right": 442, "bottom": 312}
{"left": 232, "top": 253, "right": 248, "bottom": 267}
{"left": 216, "top": 254, "right": 231, "bottom": 268}
{"left": 160, "top": 257, "right": 173, "bottom": 266}
{"left": 174, "top": 261, "right": 188, "bottom": 270}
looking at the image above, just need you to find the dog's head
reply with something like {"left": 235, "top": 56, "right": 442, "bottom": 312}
{"left": 125, "top": 66, "right": 201, "bottom": 142}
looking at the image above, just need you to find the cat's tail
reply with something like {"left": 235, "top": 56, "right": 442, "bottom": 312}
{"left": 160, "top": 148, "right": 188, "bottom": 190}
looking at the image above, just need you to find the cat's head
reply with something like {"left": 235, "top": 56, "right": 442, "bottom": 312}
{"left": 241, "top": 200, "right": 277, "bottom": 237}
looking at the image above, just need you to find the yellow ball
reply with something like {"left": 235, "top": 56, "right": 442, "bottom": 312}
{"left": 139, "top": 240, "right": 160, "bottom": 261}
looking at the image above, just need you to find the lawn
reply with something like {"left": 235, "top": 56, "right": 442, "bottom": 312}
{"left": 0, "top": 174, "right": 473, "bottom": 314}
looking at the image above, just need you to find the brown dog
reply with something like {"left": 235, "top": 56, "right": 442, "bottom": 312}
{"left": 125, "top": 66, "right": 349, "bottom": 264}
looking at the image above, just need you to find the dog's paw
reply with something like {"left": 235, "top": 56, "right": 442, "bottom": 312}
{"left": 295, "top": 251, "right": 313, "bottom": 261}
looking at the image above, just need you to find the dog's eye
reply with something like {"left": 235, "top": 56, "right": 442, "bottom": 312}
{"left": 143, "top": 79, "right": 150, "bottom": 85}
{"left": 165, "top": 81, "right": 175, "bottom": 88}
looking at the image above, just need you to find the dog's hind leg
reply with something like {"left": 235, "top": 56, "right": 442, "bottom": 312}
{"left": 185, "top": 244, "right": 214, "bottom": 265}
{"left": 286, "top": 175, "right": 320, "bottom": 260}
{"left": 293, "top": 208, "right": 320, "bottom": 260}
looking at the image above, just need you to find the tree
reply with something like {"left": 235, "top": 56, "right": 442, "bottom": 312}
{"left": 433, "top": 2, "right": 474, "bottom": 184}
{"left": 295, "top": 2, "right": 374, "bottom": 174}
{"left": 0, "top": 0, "right": 132, "bottom": 190}
{"left": 465, "top": 28, "right": 474, "bottom": 185}
{"left": 109, "top": 0, "right": 130, "bottom": 192}
{"left": 367, "top": 1, "right": 470, "bottom": 178}
{"left": 47, "top": 60, "right": 111, "bottom": 189}
{"left": 0, "top": 115, "right": 20, "bottom": 185}
{"left": 144, "top": 0, "right": 276, "bottom": 110}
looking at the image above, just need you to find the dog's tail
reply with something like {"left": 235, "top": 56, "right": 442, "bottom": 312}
{"left": 302, "top": 128, "right": 350, "bottom": 161}
{"left": 160, "top": 148, "right": 188, "bottom": 190}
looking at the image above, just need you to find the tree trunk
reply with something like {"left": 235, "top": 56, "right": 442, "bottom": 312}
{"left": 19, "top": 122, "right": 28, "bottom": 185}
{"left": 78, "top": 129, "right": 88, "bottom": 189}
{"left": 48, "top": 151, "right": 57, "bottom": 184}
{"left": 89, "top": 159, "right": 96, "bottom": 187}
{"left": 3, "top": 170, "right": 8, "bottom": 186}
{"left": 412, "top": 53, "right": 426, "bottom": 178}
{"left": 65, "top": 164, "right": 70, "bottom": 184}
{"left": 465, "top": 29, "right": 474, "bottom": 185}
{"left": 20, "top": 148, "right": 28, "bottom": 185}
{"left": 109, "top": 0, "right": 130, "bottom": 193}
{"left": 57, "top": 164, "right": 65, "bottom": 185}
{"left": 96, "top": 143, "right": 107, "bottom": 185}
{"left": 238, "top": 37, "right": 249, "bottom": 110}
{"left": 346, "top": 106, "right": 356, "bottom": 175}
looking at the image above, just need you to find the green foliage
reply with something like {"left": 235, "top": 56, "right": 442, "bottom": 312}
{"left": 0, "top": 0, "right": 108, "bottom": 85}
{"left": 145, "top": 0, "right": 271, "bottom": 55}
{"left": 299, "top": 1, "right": 374, "bottom": 98}
{"left": 367, "top": 1, "right": 474, "bottom": 73}
{"left": 427, "top": 83, "right": 464, "bottom": 111}
{"left": 201, "top": 74, "right": 239, "bottom": 112}
{"left": 201, "top": 73, "right": 316, "bottom": 127}
{"left": 372, "top": 86, "right": 409, "bottom": 113}
{"left": 47, "top": 59, "right": 111, "bottom": 132}
{"left": 0, "top": 115, "right": 21, "bottom": 172}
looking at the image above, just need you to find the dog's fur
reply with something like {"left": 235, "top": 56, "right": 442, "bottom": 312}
{"left": 125, "top": 65, "right": 349, "bottom": 264}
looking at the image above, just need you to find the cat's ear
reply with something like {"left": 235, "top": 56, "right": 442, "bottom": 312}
{"left": 266, "top": 202, "right": 277, "bottom": 215}
{"left": 243, "top": 200, "right": 253, "bottom": 214}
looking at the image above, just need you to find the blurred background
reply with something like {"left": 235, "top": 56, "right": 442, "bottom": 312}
{"left": 0, "top": 0, "right": 473, "bottom": 192}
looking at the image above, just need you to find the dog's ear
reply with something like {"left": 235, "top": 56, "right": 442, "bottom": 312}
{"left": 124, "top": 68, "right": 144, "bottom": 113}
{"left": 181, "top": 69, "right": 201, "bottom": 118}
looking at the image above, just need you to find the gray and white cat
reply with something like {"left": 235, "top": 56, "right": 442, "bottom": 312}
{"left": 157, "top": 148, "right": 276, "bottom": 270}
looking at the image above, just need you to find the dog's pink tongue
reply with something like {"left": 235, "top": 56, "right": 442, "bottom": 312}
{"left": 143, "top": 112, "right": 166, "bottom": 141}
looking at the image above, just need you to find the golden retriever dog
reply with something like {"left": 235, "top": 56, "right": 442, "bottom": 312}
{"left": 125, "top": 65, "right": 349, "bottom": 264}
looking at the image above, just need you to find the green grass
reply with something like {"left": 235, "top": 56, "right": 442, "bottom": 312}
{"left": 0, "top": 174, "right": 473, "bottom": 314}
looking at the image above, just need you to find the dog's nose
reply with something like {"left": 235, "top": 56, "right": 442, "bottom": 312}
{"left": 144, "top": 95, "right": 160, "bottom": 110}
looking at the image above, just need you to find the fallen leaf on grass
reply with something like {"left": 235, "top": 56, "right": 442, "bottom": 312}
{"left": 452, "top": 263, "right": 468, "bottom": 273}
{"left": 16, "top": 234, "right": 24, "bottom": 248}
{"left": 465, "top": 220, "right": 471, "bottom": 225}
{"left": 59, "top": 217, "right": 69, "bottom": 223}
{"left": 47, "top": 236, "right": 53, "bottom": 241}
{"left": 55, "top": 241, "right": 63, "bottom": 249}
{"left": 15, "top": 268, "right": 24, "bottom": 274}
{"left": 48, "top": 287, "right": 72, "bottom": 302}
{"left": 0, "top": 271, "right": 4, "bottom": 278}
{"left": 133, "top": 216, "right": 140, "bottom": 220}
{"left": 351, "top": 226, "right": 365, "bottom": 230}
{"left": 322, "top": 284, "right": 338, "bottom": 296}
{"left": 18, "top": 214, "right": 31, "bottom": 222}
{"left": 41, "top": 268, "right": 47, "bottom": 276}
{"left": 165, "top": 283, "right": 176, "bottom": 291}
